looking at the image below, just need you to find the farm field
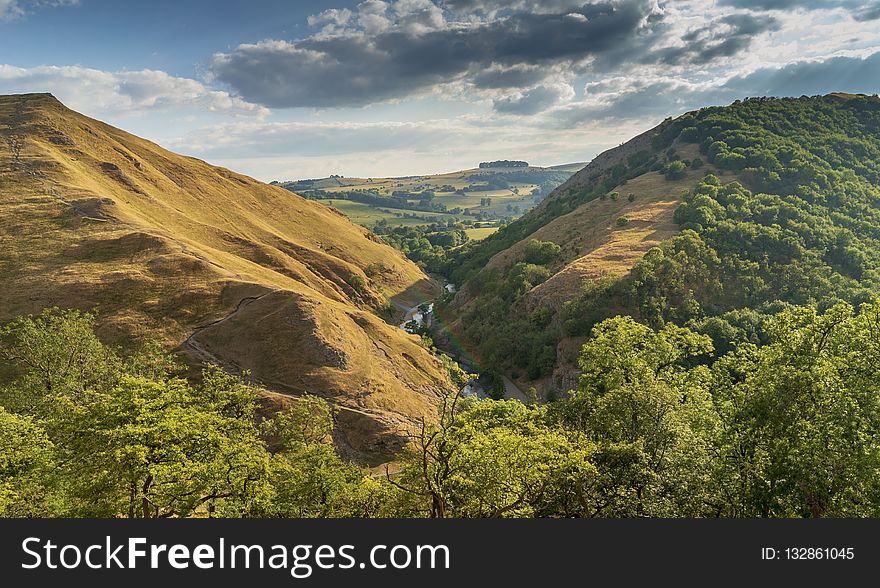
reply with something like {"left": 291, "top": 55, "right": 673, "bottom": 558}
{"left": 464, "top": 227, "right": 500, "bottom": 241}
{"left": 276, "top": 162, "right": 583, "bottom": 230}
{"left": 321, "top": 200, "right": 453, "bottom": 226}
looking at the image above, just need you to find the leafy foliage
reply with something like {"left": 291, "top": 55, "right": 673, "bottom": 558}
{"left": 558, "top": 96, "right": 880, "bottom": 353}
{"left": 523, "top": 239, "right": 562, "bottom": 265}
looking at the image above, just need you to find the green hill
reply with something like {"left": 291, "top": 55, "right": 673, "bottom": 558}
{"left": 445, "top": 94, "right": 880, "bottom": 397}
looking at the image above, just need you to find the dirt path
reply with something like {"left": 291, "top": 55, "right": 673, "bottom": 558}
{"left": 182, "top": 290, "right": 276, "bottom": 366}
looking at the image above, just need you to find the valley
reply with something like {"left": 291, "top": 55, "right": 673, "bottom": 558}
{"left": 274, "top": 162, "right": 583, "bottom": 238}
{"left": 441, "top": 93, "right": 880, "bottom": 405}
{"left": 5, "top": 91, "right": 880, "bottom": 519}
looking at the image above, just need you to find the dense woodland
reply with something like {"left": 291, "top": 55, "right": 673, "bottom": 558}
{"left": 5, "top": 95, "right": 880, "bottom": 518}
{"left": 449, "top": 95, "right": 880, "bottom": 381}
{"left": 5, "top": 303, "right": 880, "bottom": 517}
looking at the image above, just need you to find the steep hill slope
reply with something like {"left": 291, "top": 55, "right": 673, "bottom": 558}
{"left": 0, "top": 93, "right": 451, "bottom": 461}
{"left": 446, "top": 94, "right": 880, "bottom": 398}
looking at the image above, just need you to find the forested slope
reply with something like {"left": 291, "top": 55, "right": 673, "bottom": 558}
{"left": 446, "top": 94, "right": 880, "bottom": 396}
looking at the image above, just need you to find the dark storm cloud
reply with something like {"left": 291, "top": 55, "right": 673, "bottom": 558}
{"left": 210, "top": 0, "right": 655, "bottom": 108}
{"left": 210, "top": 0, "right": 790, "bottom": 111}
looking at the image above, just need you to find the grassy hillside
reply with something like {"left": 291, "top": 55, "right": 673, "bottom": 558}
{"left": 0, "top": 93, "right": 453, "bottom": 461}
{"left": 445, "top": 94, "right": 880, "bottom": 397}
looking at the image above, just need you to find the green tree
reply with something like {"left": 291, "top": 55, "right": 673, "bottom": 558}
{"left": 523, "top": 239, "right": 562, "bottom": 265}
{"left": 0, "top": 310, "right": 272, "bottom": 518}
{"left": 0, "top": 407, "right": 55, "bottom": 517}
{"left": 389, "top": 391, "right": 596, "bottom": 517}
{"left": 560, "top": 316, "right": 719, "bottom": 517}
{"left": 665, "top": 160, "right": 687, "bottom": 180}
{"left": 711, "top": 303, "right": 880, "bottom": 517}
{"left": 0, "top": 308, "right": 121, "bottom": 417}
{"left": 64, "top": 372, "right": 272, "bottom": 518}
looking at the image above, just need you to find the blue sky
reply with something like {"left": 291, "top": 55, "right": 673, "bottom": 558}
{"left": 2, "top": 0, "right": 880, "bottom": 180}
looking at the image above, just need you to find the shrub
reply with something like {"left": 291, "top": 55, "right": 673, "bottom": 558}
{"left": 616, "top": 217, "right": 630, "bottom": 226}
{"left": 523, "top": 239, "right": 562, "bottom": 265}
{"left": 346, "top": 274, "right": 368, "bottom": 295}
{"left": 665, "top": 160, "right": 687, "bottom": 180}
{"left": 364, "top": 263, "right": 387, "bottom": 278}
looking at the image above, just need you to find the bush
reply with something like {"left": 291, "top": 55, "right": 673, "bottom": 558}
{"left": 346, "top": 274, "right": 368, "bottom": 296}
{"left": 627, "top": 193, "right": 636, "bottom": 202}
{"left": 364, "top": 263, "right": 387, "bottom": 278}
{"left": 665, "top": 160, "right": 687, "bottom": 180}
{"left": 523, "top": 239, "right": 562, "bottom": 265}
{"left": 616, "top": 217, "right": 630, "bottom": 226}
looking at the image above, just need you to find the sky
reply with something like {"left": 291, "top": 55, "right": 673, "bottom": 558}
{"left": 2, "top": 0, "right": 880, "bottom": 181}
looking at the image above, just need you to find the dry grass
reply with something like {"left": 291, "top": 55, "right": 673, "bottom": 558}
{"left": 0, "top": 93, "right": 451, "bottom": 461}
{"left": 477, "top": 144, "right": 714, "bottom": 310}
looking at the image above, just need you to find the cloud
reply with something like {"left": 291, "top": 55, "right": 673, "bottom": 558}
{"left": 439, "top": 0, "right": 588, "bottom": 14}
{"left": 556, "top": 50, "right": 880, "bottom": 126}
{"left": 169, "top": 118, "right": 470, "bottom": 159}
{"left": 854, "top": 3, "right": 880, "bottom": 20}
{"left": 494, "top": 80, "right": 575, "bottom": 115}
{"left": 0, "top": 0, "right": 76, "bottom": 20}
{"left": 653, "top": 13, "right": 781, "bottom": 65}
{"left": 208, "top": 0, "right": 654, "bottom": 109}
{"left": 723, "top": 50, "right": 880, "bottom": 97}
{"left": 718, "top": 0, "right": 880, "bottom": 20}
{"left": 216, "top": 1, "right": 757, "bottom": 111}
{"left": 164, "top": 111, "right": 634, "bottom": 181}
{"left": 718, "top": 0, "right": 838, "bottom": 8}
{"left": 0, "top": 64, "right": 267, "bottom": 115}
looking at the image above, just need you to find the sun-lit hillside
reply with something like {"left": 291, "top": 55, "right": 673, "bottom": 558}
{"left": 0, "top": 93, "right": 452, "bottom": 461}
{"left": 446, "top": 94, "right": 880, "bottom": 400}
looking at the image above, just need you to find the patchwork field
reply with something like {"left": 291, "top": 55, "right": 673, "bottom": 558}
{"left": 277, "top": 162, "right": 583, "bottom": 230}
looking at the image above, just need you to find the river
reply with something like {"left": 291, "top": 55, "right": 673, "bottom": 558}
{"left": 396, "top": 287, "right": 526, "bottom": 402}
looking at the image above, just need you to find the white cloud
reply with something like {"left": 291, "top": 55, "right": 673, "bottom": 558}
{"left": 357, "top": 0, "right": 393, "bottom": 35}
{"left": 0, "top": 64, "right": 267, "bottom": 116}
{"left": 0, "top": 0, "right": 77, "bottom": 20}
